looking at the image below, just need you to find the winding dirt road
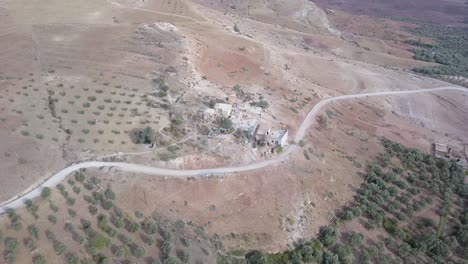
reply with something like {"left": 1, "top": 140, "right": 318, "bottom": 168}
{"left": 0, "top": 86, "right": 465, "bottom": 214}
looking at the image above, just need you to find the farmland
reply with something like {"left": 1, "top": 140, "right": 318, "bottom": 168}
{"left": 0, "top": 171, "right": 218, "bottom": 263}
{"left": 0, "top": 0, "right": 467, "bottom": 263}
{"left": 239, "top": 138, "right": 467, "bottom": 263}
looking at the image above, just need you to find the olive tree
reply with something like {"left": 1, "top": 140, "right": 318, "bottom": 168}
{"left": 318, "top": 225, "right": 339, "bottom": 247}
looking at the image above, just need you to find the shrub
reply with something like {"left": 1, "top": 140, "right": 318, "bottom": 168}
{"left": 88, "top": 245, "right": 98, "bottom": 256}
{"left": 64, "top": 223, "right": 75, "bottom": 234}
{"left": 160, "top": 228, "right": 172, "bottom": 241}
{"left": 219, "top": 117, "right": 233, "bottom": 129}
{"left": 101, "top": 200, "right": 114, "bottom": 210}
{"left": 33, "top": 255, "right": 47, "bottom": 264}
{"left": 66, "top": 197, "right": 75, "bottom": 205}
{"left": 97, "top": 214, "right": 108, "bottom": 230}
{"left": 41, "top": 187, "right": 51, "bottom": 199}
{"left": 11, "top": 221, "right": 22, "bottom": 231}
{"left": 164, "top": 256, "right": 178, "bottom": 264}
{"left": 29, "top": 225, "right": 40, "bottom": 239}
{"left": 90, "top": 233, "right": 110, "bottom": 250}
{"left": 277, "top": 146, "right": 283, "bottom": 154}
{"left": 106, "top": 227, "right": 117, "bottom": 238}
{"left": 250, "top": 100, "right": 269, "bottom": 109}
{"left": 348, "top": 232, "right": 363, "bottom": 248}
{"left": 335, "top": 244, "right": 352, "bottom": 263}
{"left": 113, "top": 217, "right": 124, "bottom": 229}
{"left": 322, "top": 251, "right": 340, "bottom": 264}
{"left": 318, "top": 225, "right": 339, "bottom": 247}
{"left": 114, "top": 246, "right": 127, "bottom": 258}
{"left": 73, "top": 186, "right": 81, "bottom": 194}
{"left": 48, "top": 215, "right": 57, "bottom": 224}
{"left": 68, "top": 208, "right": 77, "bottom": 217}
{"left": 132, "top": 246, "right": 145, "bottom": 258}
{"left": 135, "top": 211, "right": 144, "bottom": 219}
{"left": 4, "top": 251, "right": 16, "bottom": 264}
{"left": 120, "top": 235, "right": 132, "bottom": 246}
{"left": 75, "top": 172, "right": 85, "bottom": 182}
{"left": 341, "top": 208, "right": 357, "bottom": 221}
{"left": 46, "top": 230, "right": 56, "bottom": 241}
{"left": 177, "top": 250, "right": 190, "bottom": 263}
{"left": 145, "top": 236, "right": 155, "bottom": 245}
{"left": 394, "top": 180, "right": 408, "bottom": 189}
{"left": 455, "top": 224, "right": 468, "bottom": 247}
{"left": 48, "top": 199, "right": 59, "bottom": 210}
{"left": 5, "top": 238, "right": 19, "bottom": 250}
{"left": 67, "top": 255, "right": 79, "bottom": 264}
{"left": 299, "top": 240, "right": 323, "bottom": 263}
{"left": 131, "top": 126, "right": 156, "bottom": 144}
{"left": 89, "top": 205, "right": 98, "bottom": 215}
{"left": 161, "top": 241, "right": 174, "bottom": 255}
{"left": 383, "top": 217, "right": 400, "bottom": 235}
{"left": 76, "top": 235, "right": 85, "bottom": 245}
{"left": 127, "top": 222, "right": 141, "bottom": 233}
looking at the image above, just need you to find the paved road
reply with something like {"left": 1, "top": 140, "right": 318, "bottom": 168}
{"left": 0, "top": 86, "right": 465, "bottom": 214}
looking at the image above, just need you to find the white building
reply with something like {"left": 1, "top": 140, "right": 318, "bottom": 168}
{"left": 238, "top": 120, "right": 259, "bottom": 138}
{"left": 203, "top": 108, "right": 216, "bottom": 120}
{"left": 271, "top": 129, "right": 288, "bottom": 147}
{"left": 214, "top": 103, "right": 233, "bottom": 117}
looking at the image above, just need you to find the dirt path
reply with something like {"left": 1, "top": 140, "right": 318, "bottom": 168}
{"left": 0, "top": 86, "right": 465, "bottom": 214}
{"left": 106, "top": 0, "right": 203, "bottom": 23}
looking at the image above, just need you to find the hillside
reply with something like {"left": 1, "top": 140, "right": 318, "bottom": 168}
{"left": 0, "top": 1, "right": 467, "bottom": 264}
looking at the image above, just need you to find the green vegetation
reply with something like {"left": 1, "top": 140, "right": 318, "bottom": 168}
{"left": 90, "top": 233, "right": 110, "bottom": 250}
{"left": 406, "top": 24, "right": 468, "bottom": 85}
{"left": 250, "top": 100, "right": 269, "bottom": 109}
{"left": 240, "top": 138, "right": 467, "bottom": 264}
{"left": 132, "top": 126, "right": 156, "bottom": 144}
{"left": 276, "top": 146, "right": 283, "bottom": 154}
{"left": 18, "top": 126, "right": 465, "bottom": 264}
{"left": 318, "top": 225, "right": 339, "bottom": 247}
{"left": 48, "top": 215, "right": 57, "bottom": 224}
{"left": 219, "top": 117, "right": 233, "bottom": 130}
{"left": 33, "top": 254, "right": 46, "bottom": 264}
{"left": 1, "top": 168, "right": 211, "bottom": 263}
{"left": 153, "top": 78, "right": 170, "bottom": 97}
{"left": 41, "top": 187, "right": 51, "bottom": 199}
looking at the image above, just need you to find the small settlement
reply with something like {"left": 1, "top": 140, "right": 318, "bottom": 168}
{"left": 201, "top": 92, "right": 288, "bottom": 155}
{"left": 433, "top": 143, "right": 468, "bottom": 169}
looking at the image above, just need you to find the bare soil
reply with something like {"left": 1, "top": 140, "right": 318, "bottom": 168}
{"left": 313, "top": 0, "right": 468, "bottom": 25}
{"left": 0, "top": 0, "right": 467, "bottom": 259}
{"left": 93, "top": 90, "right": 468, "bottom": 252}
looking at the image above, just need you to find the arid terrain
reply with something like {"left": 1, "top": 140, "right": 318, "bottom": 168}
{"left": 313, "top": 0, "right": 468, "bottom": 25}
{"left": 105, "top": 89, "right": 468, "bottom": 250}
{"left": 0, "top": 0, "right": 467, "bottom": 263}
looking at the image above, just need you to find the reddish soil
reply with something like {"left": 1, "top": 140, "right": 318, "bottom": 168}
{"left": 312, "top": 0, "right": 468, "bottom": 25}
{"left": 100, "top": 90, "right": 468, "bottom": 253}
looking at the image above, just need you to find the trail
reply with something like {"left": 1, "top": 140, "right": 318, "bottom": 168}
{"left": 106, "top": 0, "right": 203, "bottom": 23}
{"left": 0, "top": 86, "right": 465, "bottom": 214}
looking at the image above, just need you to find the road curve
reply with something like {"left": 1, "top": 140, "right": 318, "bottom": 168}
{"left": 0, "top": 86, "right": 466, "bottom": 214}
